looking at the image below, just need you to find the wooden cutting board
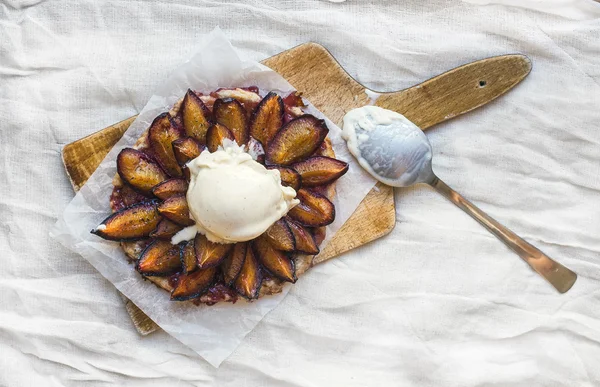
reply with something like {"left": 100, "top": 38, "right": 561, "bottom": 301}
{"left": 62, "top": 43, "right": 531, "bottom": 335}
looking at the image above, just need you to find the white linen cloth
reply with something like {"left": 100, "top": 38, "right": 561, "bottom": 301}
{"left": 1, "top": 0, "right": 600, "bottom": 385}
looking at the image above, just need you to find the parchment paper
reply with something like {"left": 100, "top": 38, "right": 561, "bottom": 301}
{"left": 50, "top": 28, "right": 376, "bottom": 367}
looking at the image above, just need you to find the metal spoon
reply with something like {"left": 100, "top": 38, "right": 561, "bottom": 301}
{"left": 343, "top": 106, "right": 577, "bottom": 293}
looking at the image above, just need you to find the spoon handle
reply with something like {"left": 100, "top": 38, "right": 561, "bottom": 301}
{"left": 429, "top": 176, "right": 577, "bottom": 293}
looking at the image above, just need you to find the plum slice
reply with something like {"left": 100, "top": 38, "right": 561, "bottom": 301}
{"left": 213, "top": 98, "right": 248, "bottom": 145}
{"left": 234, "top": 245, "right": 262, "bottom": 300}
{"left": 291, "top": 156, "right": 349, "bottom": 186}
{"left": 117, "top": 148, "right": 167, "bottom": 195}
{"left": 263, "top": 218, "right": 295, "bottom": 252}
{"left": 221, "top": 242, "right": 247, "bottom": 286}
{"left": 92, "top": 200, "right": 160, "bottom": 241}
{"left": 136, "top": 240, "right": 182, "bottom": 277}
{"left": 312, "top": 226, "right": 327, "bottom": 246}
{"left": 288, "top": 188, "right": 335, "bottom": 227}
{"left": 194, "top": 234, "right": 233, "bottom": 269}
{"left": 148, "top": 113, "right": 183, "bottom": 177}
{"left": 152, "top": 178, "right": 188, "bottom": 200}
{"left": 267, "top": 166, "right": 301, "bottom": 191}
{"left": 250, "top": 92, "right": 283, "bottom": 147}
{"left": 253, "top": 237, "right": 296, "bottom": 283}
{"left": 150, "top": 218, "right": 182, "bottom": 240}
{"left": 110, "top": 184, "right": 147, "bottom": 212}
{"left": 206, "top": 123, "right": 235, "bottom": 153}
{"left": 182, "top": 89, "right": 211, "bottom": 143}
{"left": 285, "top": 217, "right": 320, "bottom": 255}
{"left": 182, "top": 166, "right": 191, "bottom": 182}
{"left": 172, "top": 137, "right": 203, "bottom": 166}
{"left": 157, "top": 195, "right": 194, "bottom": 226}
{"left": 181, "top": 240, "right": 197, "bottom": 274}
{"left": 266, "top": 115, "right": 329, "bottom": 165}
{"left": 171, "top": 267, "right": 217, "bottom": 301}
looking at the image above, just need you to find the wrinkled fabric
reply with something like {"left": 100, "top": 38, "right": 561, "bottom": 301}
{"left": 1, "top": 0, "right": 600, "bottom": 386}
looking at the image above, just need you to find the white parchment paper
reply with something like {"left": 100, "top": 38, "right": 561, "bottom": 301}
{"left": 50, "top": 27, "right": 376, "bottom": 367}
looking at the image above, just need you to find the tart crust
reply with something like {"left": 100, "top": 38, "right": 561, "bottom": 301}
{"left": 110, "top": 90, "right": 337, "bottom": 303}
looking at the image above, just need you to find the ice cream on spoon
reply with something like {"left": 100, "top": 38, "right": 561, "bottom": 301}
{"left": 342, "top": 105, "right": 577, "bottom": 293}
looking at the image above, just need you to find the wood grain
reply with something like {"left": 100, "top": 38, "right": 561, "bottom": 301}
{"left": 375, "top": 54, "right": 532, "bottom": 130}
{"left": 63, "top": 116, "right": 135, "bottom": 191}
{"left": 62, "top": 43, "right": 531, "bottom": 335}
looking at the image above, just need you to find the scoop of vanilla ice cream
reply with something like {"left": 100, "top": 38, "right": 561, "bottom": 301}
{"left": 173, "top": 139, "right": 298, "bottom": 244}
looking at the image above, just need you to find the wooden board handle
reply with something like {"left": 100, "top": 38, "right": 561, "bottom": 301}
{"left": 375, "top": 54, "right": 532, "bottom": 130}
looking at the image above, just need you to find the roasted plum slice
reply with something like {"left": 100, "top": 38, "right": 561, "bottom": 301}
{"left": 92, "top": 200, "right": 160, "bottom": 241}
{"left": 266, "top": 115, "right": 329, "bottom": 165}
{"left": 180, "top": 240, "right": 197, "bottom": 274}
{"left": 182, "top": 166, "right": 191, "bottom": 182}
{"left": 110, "top": 184, "right": 147, "bottom": 212}
{"left": 234, "top": 245, "right": 262, "bottom": 300}
{"left": 221, "top": 242, "right": 247, "bottom": 286}
{"left": 285, "top": 218, "right": 320, "bottom": 255}
{"left": 136, "top": 240, "right": 182, "bottom": 277}
{"left": 194, "top": 234, "right": 234, "bottom": 269}
{"left": 148, "top": 113, "right": 183, "bottom": 177}
{"left": 172, "top": 137, "right": 203, "bottom": 166}
{"left": 292, "top": 156, "right": 349, "bottom": 187}
{"left": 149, "top": 218, "right": 182, "bottom": 240}
{"left": 152, "top": 178, "right": 188, "bottom": 200}
{"left": 206, "top": 123, "right": 235, "bottom": 153}
{"left": 117, "top": 148, "right": 167, "bottom": 195}
{"left": 314, "top": 227, "right": 327, "bottom": 246}
{"left": 263, "top": 218, "right": 295, "bottom": 252}
{"left": 171, "top": 267, "right": 218, "bottom": 301}
{"left": 213, "top": 98, "right": 248, "bottom": 145}
{"left": 253, "top": 237, "right": 296, "bottom": 283}
{"left": 250, "top": 92, "right": 283, "bottom": 147}
{"left": 181, "top": 89, "right": 211, "bottom": 143}
{"left": 157, "top": 195, "right": 194, "bottom": 226}
{"left": 288, "top": 188, "right": 335, "bottom": 227}
{"left": 267, "top": 166, "right": 301, "bottom": 191}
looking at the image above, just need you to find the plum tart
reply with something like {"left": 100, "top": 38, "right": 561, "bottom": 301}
{"left": 92, "top": 87, "right": 348, "bottom": 304}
